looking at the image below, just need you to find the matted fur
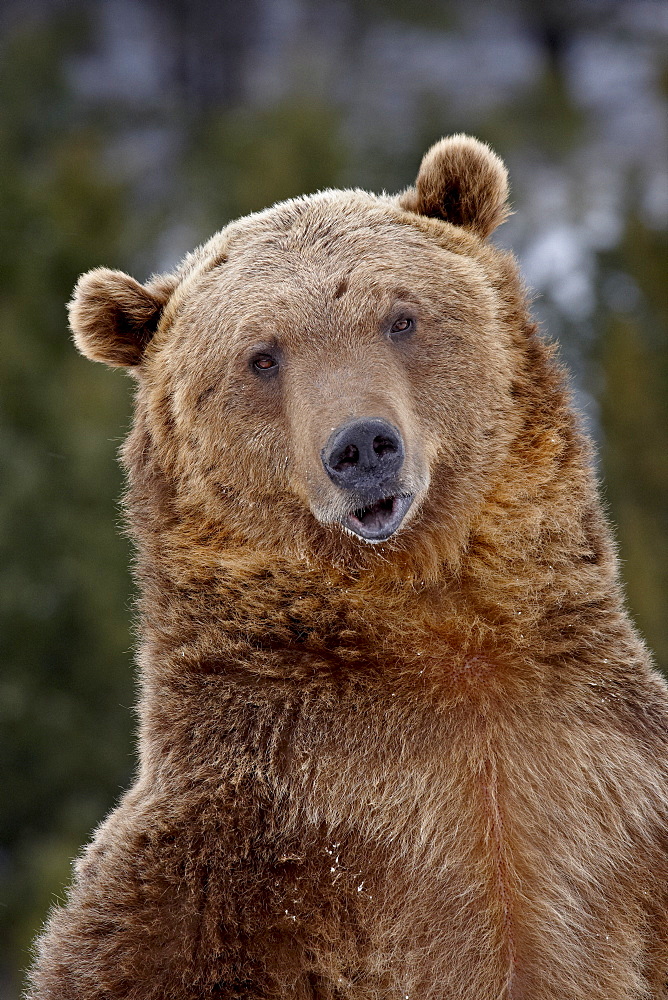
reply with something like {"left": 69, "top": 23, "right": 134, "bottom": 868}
{"left": 27, "top": 136, "right": 668, "bottom": 999}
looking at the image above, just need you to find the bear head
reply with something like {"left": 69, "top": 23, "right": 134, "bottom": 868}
{"left": 69, "top": 135, "right": 538, "bottom": 580}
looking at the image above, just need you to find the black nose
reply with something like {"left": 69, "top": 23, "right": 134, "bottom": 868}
{"left": 321, "top": 418, "right": 404, "bottom": 492}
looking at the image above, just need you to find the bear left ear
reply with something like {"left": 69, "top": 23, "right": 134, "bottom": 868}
{"left": 399, "top": 134, "right": 510, "bottom": 239}
{"left": 68, "top": 267, "right": 177, "bottom": 367}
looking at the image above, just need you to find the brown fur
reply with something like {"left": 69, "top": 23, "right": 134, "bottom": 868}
{"left": 399, "top": 134, "right": 510, "bottom": 237}
{"left": 27, "top": 135, "right": 668, "bottom": 999}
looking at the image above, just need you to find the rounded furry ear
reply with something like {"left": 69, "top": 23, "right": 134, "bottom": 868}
{"left": 399, "top": 134, "right": 510, "bottom": 239}
{"left": 68, "top": 268, "right": 176, "bottom": 367}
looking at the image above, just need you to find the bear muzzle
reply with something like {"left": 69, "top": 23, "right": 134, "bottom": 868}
{"left": 321, "top": 419, "right": 414, "bottom": 541}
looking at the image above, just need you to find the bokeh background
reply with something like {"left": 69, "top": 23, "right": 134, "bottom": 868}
{"left": 1, "top": 0, "right": 666, "bottom": 994}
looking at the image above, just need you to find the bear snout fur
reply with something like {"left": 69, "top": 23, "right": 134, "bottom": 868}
{"left": 27, "top": 135, "right": 668, "bottom": 1000}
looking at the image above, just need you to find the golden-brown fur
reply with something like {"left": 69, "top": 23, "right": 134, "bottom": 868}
{"left": 27, "top": 136, "right": 668, "bottom": 999}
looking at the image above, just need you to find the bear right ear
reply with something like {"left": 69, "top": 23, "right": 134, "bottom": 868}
{"left": 68, "top": 268, "right": 177, "bottom": 367}
{"left": 399, "top": 134, "right": 510, "bottom": 239}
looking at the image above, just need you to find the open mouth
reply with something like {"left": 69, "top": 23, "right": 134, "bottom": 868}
{"left": 343, "top": 494, "right": 414, "bottom": 542}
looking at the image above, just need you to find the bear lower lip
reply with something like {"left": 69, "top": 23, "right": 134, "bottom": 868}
{"left": 343, "top": 494, "right": 414, "bottom": 542}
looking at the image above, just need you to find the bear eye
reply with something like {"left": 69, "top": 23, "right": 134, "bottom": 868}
{"left": 251, "top": 353, "right": 279, "bottom": 375}
{"left": 389, "top": 316, "right": 415, "bottom": 339}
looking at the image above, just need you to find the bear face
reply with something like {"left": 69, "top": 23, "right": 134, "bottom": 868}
{"left": 70, "top": 138, "right": 525, "bottom": 578}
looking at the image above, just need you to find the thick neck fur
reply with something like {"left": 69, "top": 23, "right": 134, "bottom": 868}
{"left": 122, "top": 323, "right": 642, "bottom": 697}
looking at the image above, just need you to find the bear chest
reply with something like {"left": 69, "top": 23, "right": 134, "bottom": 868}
{"left": 273, "top": 694, "right": 663, "bottom": 999}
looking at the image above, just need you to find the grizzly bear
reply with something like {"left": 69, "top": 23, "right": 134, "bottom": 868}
{"left": 28, "top": 135, "right": 668, "bottom": 1000}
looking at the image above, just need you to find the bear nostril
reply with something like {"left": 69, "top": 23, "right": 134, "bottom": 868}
{"left": 373, "top": 435, "right": 396, "bottom": 458}
{"left": 333, "top": 444, "right": 359, "bottom": 471}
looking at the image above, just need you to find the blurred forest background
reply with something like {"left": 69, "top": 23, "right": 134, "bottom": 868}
{"left": 1, "top": 0, "right": 666, "bottom": 993}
